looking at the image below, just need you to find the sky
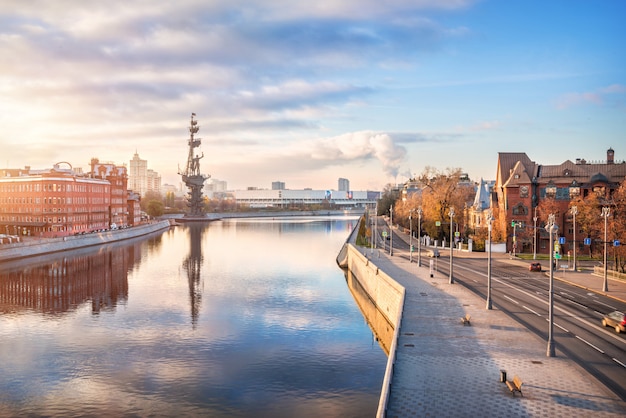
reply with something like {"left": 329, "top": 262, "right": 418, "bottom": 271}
{"left": 1, "top": 0, "right": 624, "bottom": 192}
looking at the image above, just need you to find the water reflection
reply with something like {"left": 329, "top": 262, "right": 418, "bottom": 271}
{"left": 0, "top": 217, "right": 385, "bottom": 417}
{"left": 344, "top": 269, "right": 394, "bottom": 355}
{"left": 182, "top": 223, "right": 205, "bottom": 327}
{"left": 0, "top": 233, "right": 163, "bottom": 315}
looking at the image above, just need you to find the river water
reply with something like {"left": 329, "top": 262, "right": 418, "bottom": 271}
{"left": 0, "top": 216, "right": 387, "bottom": 417}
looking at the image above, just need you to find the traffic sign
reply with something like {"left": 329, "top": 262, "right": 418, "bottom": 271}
{"left": 436, "top": 221, "right": 441, "bottom": 226}
{"left": 382, "top": 231, "right": 387, "bottom": 237}
{"left": 615, "top": 240, "right": 621, "bottom": 247}
{"left": 584, "top": 237, "right": 591, "bottom": 245}
{"left": 559, "top": 237, "right": 566, "bottom": 245}
{"left": 454, "top": 231, "right": 460, "bottom": 237}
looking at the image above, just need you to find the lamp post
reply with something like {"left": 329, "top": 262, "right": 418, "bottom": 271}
{"left": 389, "top": 204, "right": 393, "bottom": 256}
{"left": 546, "top": 214, "right": 558, "bottom": 357}
{"left": 449, "top": 207, "right": 455, "bottom": 284}
{"left": 417, "top": 206, "right": 423, "bottom": 267}
{"left": 486, "top": 210, "right": 493, "bottom": 310}
{"left": 571, "top": 206, "right": 577, "bottom": 271}
{"left": 601, "top": 207, "right": 610, "bottom": 292}
{"left": 409, "top": 210, "right": 413, "bottom": 262}
{"left": 533, "top": 207, "right": 538, "bottom": 260}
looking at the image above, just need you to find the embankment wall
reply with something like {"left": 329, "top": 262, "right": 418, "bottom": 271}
{"left": 0, "top": 220, "right": 170, "bottom": 262}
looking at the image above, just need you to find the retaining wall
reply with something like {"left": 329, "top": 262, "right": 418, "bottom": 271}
{"left": 0, "top": 220, "right": 171, "bottom": 262}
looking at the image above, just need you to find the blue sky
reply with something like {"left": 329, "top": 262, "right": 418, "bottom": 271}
{"left": 1, "top": 0, "right": 624, "bottom": 191}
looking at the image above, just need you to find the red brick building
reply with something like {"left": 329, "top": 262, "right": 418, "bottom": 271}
{"left": 1, "top": 160, "right": 140, "bottom": 238}
{"left": 0, "top": 163, "right": 110, "bottom": 237}
{"left": 495, "top": 148, "right": 626, "bottom": 255}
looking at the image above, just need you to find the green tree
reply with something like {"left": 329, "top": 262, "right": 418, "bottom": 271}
{"left": 146, "top": 200, "right": 164, "bottom": 218}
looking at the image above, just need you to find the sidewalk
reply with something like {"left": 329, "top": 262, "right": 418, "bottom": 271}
{"left": 368, "top": 249, "right": 626, "bottom": 417}
{"left": 369, "top": 227, "right": 626, "bottom": 417}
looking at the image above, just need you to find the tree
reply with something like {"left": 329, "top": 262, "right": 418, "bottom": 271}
{"left": 378, "top": 184, "right": 400, "bottom": 216}
{"left": 417, "top": 167, "right": 474, "bottom": 242}
{"left": 146, "top": 200, "right": 164, "bottom": 218}
{"left": 141, "top": 191, "right": 163, "bottom": 211}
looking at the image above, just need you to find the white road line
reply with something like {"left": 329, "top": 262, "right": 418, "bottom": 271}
{"left": 575, "top": 335, "right": 605, "bottom": 353}
{"left": 503, "top": 295, "right": 519, "bottom": 305}
{"left": 613, "top": 358, "right": 626, "bottom": 368}
{"left": 555, "top": 322, "right": 569, "bottom": 332}
{"left": 523, "top": 305, "right": 541, "bottom": 316}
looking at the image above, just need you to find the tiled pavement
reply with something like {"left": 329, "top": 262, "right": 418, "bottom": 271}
{"left": 367, "top": 246, "right": 626, "bottom": 417}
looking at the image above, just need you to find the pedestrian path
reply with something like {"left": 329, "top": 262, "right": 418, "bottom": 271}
{"left": 369, "top": 249, "right": 626, "bottom": 417}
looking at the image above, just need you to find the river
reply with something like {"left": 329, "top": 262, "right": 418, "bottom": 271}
{"left": 0, "top": 215, "right": 386, "bottom": 417}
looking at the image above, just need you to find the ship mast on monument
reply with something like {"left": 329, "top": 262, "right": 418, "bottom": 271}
{"left": 179, "top": 113, "right": 210, "bottom": 219}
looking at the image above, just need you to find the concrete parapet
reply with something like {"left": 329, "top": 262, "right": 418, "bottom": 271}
{"left": 0, "top": 221, "right": 170, "bottom": 262}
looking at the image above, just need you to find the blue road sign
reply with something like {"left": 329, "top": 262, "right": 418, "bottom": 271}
{"left": 614, "top": 240, "right": 621, "bottom": 247}
{"left": 584, "top": 238, "right": 591, "bottom": 245}
{"left": 559, "top": 237, "right": 566, "bottom": 245}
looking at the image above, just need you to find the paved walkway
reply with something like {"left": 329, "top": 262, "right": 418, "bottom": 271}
{"left": 369, "top": 234, "right": 626, "bottom": 417}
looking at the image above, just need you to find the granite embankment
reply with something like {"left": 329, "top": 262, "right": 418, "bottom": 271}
{"left": 0, "top": 220, "right": 171, "bottom": 262}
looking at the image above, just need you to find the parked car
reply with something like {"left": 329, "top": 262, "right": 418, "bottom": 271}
{"left": 427, "top": 249, "right": 440, "bottom": 258}
{"left": 602, "top": 311, "right": 626, "bottom": 333}
{"left": 529, "top": 262, "right": 542, "bottom": 272}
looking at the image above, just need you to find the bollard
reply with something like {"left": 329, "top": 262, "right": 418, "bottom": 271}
{"left": 500, "top": 369, "right": 507, "bottom": 383}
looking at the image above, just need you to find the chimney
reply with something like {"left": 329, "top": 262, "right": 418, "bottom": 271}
{"left": 607, "top": 148, "right": 614, "bottom": 164}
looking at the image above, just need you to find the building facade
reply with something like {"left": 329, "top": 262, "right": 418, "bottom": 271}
{"left": 338, "top": 178, "right": 350, "bottom": 192}
{"left": 0, "top": 163, "right": 110, "bottom": 237}
{"left": 495, "top": 148, "right": 626, "bottom": 255}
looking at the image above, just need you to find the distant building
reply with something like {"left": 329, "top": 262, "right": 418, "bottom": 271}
{"left": 234, "top": 188, "right": 376, "bottom": 208}
{"left": 468, "top": 178, "right": 495, "bottom": 230}
{"left": 129, "top": 151, "right": 161, "bottom": 196}
{"left": 129, "top": 152, "right": 147, "bottom": 196}
{"left": 495, "top": 147, "right": 626, "bottom": 254}
{"left": 338, "top": 178, "right": 350, "bottom": 192}
{"left": 272, "top": 181, "right": 286, "bottom": 190}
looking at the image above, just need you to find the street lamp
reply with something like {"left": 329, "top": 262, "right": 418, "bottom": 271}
{"left": 546, "top": 214, "right": 558, "bottom": 357}
{"left": 601, "top": 207, "right": 610, "bottom": 292}
{"left": 449, "top": 207, "right": 455, "bottom": 284}
{"left": 389, "top": 204, "right": 393, "bottom": 256}
{"left": 408, "top": 209, "right": 413, "bottom": 261}
{"left": 571, "top": 206, "right": 577, "bottom": 271}
{"left": 533, "top": 207, "right": 538, "bottom": 260}
{"left": 417, "top": 206, "right": 423, "bottom": 268}
{"left": 486, "top": 210, "right": 494, "bottom": 310}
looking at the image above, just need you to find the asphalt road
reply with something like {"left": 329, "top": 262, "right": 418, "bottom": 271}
{"left": 374, "top": 222, "right": 626, "bottom": 401}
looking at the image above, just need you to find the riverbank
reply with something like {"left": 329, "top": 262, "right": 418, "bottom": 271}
{"left": 0, "top": 220, "right": 171, "bottom": 262}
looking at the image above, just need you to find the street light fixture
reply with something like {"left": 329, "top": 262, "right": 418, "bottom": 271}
{"left": 486, "top": 210, "right": 494, "bottom": 310}
{"left": 389, "top": 204, "right": 393, "bottom": 256}
{"left": 546, "top": 213, "right": 558, "bottom": 357}
{"left": 417, "top": 206, "right": 423, "bottom": 268}
{"left": 449, "top": 207, "right": 455, "bottom": 284}
{"left": 570, "top": 206, "right": 577, "bottom": 271}
{"left": 533, "top": 207, "right": 538, "bottom": 260}
{"left": 409, "top": 209, "right": 413, "bottom": 262}
{"left": 601, "top": 207, "right": 610, "bottom": 292}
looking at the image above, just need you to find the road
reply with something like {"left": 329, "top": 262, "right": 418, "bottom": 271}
{"left": 374, "top": 220, "right": 626, "bottom": 401}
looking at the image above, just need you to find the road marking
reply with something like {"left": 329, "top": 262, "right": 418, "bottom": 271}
{"left": 575, "top": 335, "right": 605, "bottom": 353}
{"left": 503, "top": 295, "right": 519, "bottom": 305}
{"left": 555, "top": 322, "right": 569, "bottom": 332}
{"left": 566, "top": 299, "right": 588, "bottom": 309}
{"left": 523, "top": 305, "right": 541, "bottom": 316}
{"left": 613, "top": 358, "right": 626, "bottom": 369}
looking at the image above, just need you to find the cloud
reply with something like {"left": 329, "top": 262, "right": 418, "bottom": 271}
{"left": 555, "top": 84, "right": 626, "bottom": 109}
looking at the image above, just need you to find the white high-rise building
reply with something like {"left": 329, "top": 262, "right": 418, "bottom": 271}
{"left": 129, "top": 151, "right": 160, "bottom": 196}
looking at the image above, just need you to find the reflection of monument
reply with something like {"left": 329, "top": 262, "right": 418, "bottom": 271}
{"left": 179, "top": 113, "right": 210, "bottom": 218}
{"left": 182, "top": 224, "right": 204, "bottom": 327}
